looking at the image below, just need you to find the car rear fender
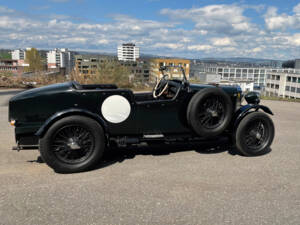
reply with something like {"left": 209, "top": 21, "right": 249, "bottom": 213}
{"left": 233, "top": 104, "right": 274, "bottom": 130}
{"left": 35, "top": 108, "right": 108, "bottom": 138}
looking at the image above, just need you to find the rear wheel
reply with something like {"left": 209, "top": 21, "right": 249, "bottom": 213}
{"left": 39, "top": 116, "right": 105, "bottom": 173}
{"left": 187, "top": 88, "right": 233, "bottom": 137}
{"left": 235, "top": 112, "right": 275, "bottom": 156}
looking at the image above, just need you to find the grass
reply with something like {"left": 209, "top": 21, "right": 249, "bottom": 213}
{"left": 261, "top": 95, "right": 300, "bottom": 103}
{"left": 0, "top": 71, "right": 152, "bottom": 91}
{"left": 0, "top": 72, "right": 67, "bottom": 88}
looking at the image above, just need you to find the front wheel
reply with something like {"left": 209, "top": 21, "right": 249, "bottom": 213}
{"left": 39, "top": 116, "right": 105, "bottom": 173}
{"left": 235, "top": 112, "right": 275, "bottom": 156}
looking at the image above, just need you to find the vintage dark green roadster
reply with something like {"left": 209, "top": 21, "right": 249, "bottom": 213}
{"left": 9, "top": 66, "right": 275, "bottom": 173}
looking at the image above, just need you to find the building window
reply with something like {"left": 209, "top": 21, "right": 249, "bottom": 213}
{"left": 297, "top": 88, "right": 300, "bottom": 93}
{"left": 292, "top": 77, "right": 297, "bottom": 83}
{"left": 287, "top": 76, "right": 291, "bottom": 82}
{"left": 271, "top": 84, "right": 274, "bottom": 88}
{"left": 267, "top": 83, "right": 270, "bottom": 87}
{"left": 272, "top": 75, "right": 275, "bottom": 80}
{"left": 291, "top": 87, "right": 296, "bottom": 92}
{"left": 275, "top": 84, "right": 279, "bottom": 89}
{"left": 276, "top": 76, "right": 280, "bottom": 80}
{"left": 285, "top": 86, "right": 290, "bottom": 91}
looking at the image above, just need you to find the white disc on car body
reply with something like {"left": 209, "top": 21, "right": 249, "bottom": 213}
{"left": 101, "top": 95, "right": 131, "bottom": 123}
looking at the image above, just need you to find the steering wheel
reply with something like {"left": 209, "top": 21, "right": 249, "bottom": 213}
{"left": 153, "top": 75, "right": 169, "bottom": 98}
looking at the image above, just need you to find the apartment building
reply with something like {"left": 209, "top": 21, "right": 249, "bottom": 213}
{"left": 0, "top": 59, "right": 24, "bottom": 75}
{"left": 120, "top": 60, "right": 150, "bottom": 82}
{"left": 47, "top": 48, "right": 74, "bottom": 74}
{"left": 265, "top": 69, "right": 300, "bottom": 99}
{"left": 117, "top": 43, "right": 139, "bottom": 61}
{"left": 74, "top": 55, "right": 116, "bottom": 76}
{"left": 149, "top": 58, "right": 190, "bottom": 81}
{"left": 11, "top": 49, "right": 26, "bottom": 61}
{"left": 190, "top": 64, "right": 267, "bottom": 88}
{"left": 11, "top": 48, "right": 31, "bottom": 67}
{"left": 75, "top": 55, "right": 150, "bottom": 82}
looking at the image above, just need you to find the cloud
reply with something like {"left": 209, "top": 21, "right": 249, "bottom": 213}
{"left": 187, "top": 45, "right": 212, "bottom": 51}
{"left": 0, "top": 3, "right": 300, "bottom": 59}
{"left": 288, "top": 33, "right": 300, "bottom": 46}
{"left": 160, "top": 4, "right": 258, "bottom": 35}
{"left": 211, "top": 37, "right": 234, "bottom": 46}
{"left": 264, "top": 3, "right": 300, "bottom": 30}
{"left": 153, "top": 43, "right": 184, "bottom": 49}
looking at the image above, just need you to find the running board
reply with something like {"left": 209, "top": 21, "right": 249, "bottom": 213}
{"left": 143, "top": 134, "right": 164, "bottom": 139}
{"left": 12, "top": 145, "right": 39, "bottom": 151}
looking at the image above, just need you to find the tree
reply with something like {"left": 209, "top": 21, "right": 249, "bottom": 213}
{"left": 24, "top": 48, "right": 43, "bottom": 72}
{"left": 282, "top": 60, "right": 295, "bottom": 68}
{"left": 0, "top": 51, "right": 11, "bottom": 59}
{"left": 94, "top": 61, "right": 132, "bottom": 88}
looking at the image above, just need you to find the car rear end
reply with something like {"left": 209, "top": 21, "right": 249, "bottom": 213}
{"left": 8, "top": 82, "right": 78, "bottom": 148}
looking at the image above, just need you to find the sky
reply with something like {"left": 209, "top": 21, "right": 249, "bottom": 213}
{"left": 0, "top": 0, "right": 300, "bottom": 60}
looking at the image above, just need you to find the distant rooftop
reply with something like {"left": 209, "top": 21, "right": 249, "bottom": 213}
{"left": 122, "top": 43, "right": 136, "bottom": 46}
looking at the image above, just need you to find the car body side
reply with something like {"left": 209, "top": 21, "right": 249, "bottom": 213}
{"left": 9, "top": 81, "right": 264, "bottom": 147}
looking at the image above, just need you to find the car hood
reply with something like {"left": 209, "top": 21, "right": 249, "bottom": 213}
{"left": 189, "top": 83, "right": 241, "bottom": 95}
{"left": 9, "top": 82, "right": 74, "bottom": 102}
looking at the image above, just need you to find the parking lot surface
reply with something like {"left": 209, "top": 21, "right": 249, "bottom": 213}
{"left": 0, "top": 89, "right": 299, "bottom": 225}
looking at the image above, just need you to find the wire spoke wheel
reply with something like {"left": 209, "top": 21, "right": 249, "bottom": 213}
{"left": 51, "top": 125, "right": 95, "bottom": 164}
{"left": 243, "top": 120, "right": 267, "bottom": 151}
{"left": 235, "top": 111, "right": 275, "bottom": 156}
{"left": 197, "top": 95, "right": 225, "bottom": 129}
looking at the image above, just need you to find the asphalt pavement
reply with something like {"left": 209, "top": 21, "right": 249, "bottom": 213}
{"left": 0, "top": 89, "right": 299, "bottom": 225}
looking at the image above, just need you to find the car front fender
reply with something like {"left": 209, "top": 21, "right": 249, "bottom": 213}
{"left": 35, "top": 108, "right": 108, "bottom": 138}
{"left": 233, "top": 104, "right": 274, "bottom": 130}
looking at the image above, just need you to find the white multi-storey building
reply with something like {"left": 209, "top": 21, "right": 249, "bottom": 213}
{"left": 265, "top": 68, "right": 300, "bottom": 99}
{"left": 47, "top": 48, "right": 74, "bottom": 74}
{"left": 11, "top": 48, "right": 31, "bottom": 67}
{"left": 117, "top": 43, "right": 139, "bottom": 61}
{"left": 190, "top": 65, "right": 268, "bottom": 88}
{"left": 11, "top": 49, "right": 26, "bottom": 61}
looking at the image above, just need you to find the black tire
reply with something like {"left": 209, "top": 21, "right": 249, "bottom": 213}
{"left": 39, "top": 116, "right": 105, "bottom": 173}
{"left": 187, "top": 87, "right": 233, "bottom": 137}
{"left": 235, "top": 112, "right": 275, "bottom": 156}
